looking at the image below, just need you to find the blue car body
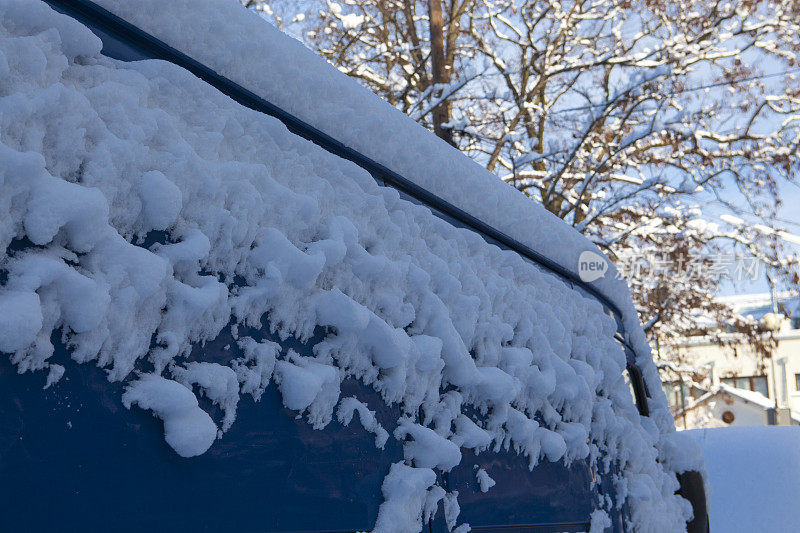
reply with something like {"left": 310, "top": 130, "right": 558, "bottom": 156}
{"left": 1, "top": 322, "right": 614, "bottom": 532}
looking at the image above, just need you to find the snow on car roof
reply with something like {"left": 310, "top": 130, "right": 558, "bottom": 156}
{"left": 0, "top": 1, "right": 699, "bottom": 530}
{"left": 85, "top": 0, "right": 681, "bottom": 466}
{"left": 89, "top": 0, "right": 639, "bottom": 321}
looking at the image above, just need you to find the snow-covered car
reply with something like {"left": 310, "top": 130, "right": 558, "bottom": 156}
{"left": 0, "top": 1, "right": 707, "bottom": 531}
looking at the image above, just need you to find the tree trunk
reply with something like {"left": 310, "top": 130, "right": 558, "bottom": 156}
{"left": 428, "top": 0, "right": 454, "bottom": 146}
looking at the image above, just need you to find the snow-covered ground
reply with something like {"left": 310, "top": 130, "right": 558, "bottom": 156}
{"left": 688, "top": 426, "right": 800, "bottom": 532}
{"left": 0, "top": 1, "right": 702, "bottom": 530}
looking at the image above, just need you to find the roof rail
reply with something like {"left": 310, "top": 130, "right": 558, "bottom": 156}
{"left": 43, "top": 0, "right": 650, "bottom": 414}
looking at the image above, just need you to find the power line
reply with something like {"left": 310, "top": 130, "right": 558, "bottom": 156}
{"left": 772, "top": 216, "right": 800, "bottom": 229}
{"left": 547, "top": 67, "right": 800, "bottom": 115}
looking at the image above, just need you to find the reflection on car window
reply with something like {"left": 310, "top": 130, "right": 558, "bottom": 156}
{"left": 622, "top": 366, "right": 637, "bottom": 405}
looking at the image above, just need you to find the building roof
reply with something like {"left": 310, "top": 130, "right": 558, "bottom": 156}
{"left": 678, "top": 383, "right": 800, "bottom": 423}
{"left": 718, "top": 292, "right": 800, "bottom": 321}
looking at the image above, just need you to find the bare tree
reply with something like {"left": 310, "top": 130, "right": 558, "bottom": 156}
{"left": 428, "top": 0, "right": 454, "bottom": 144}
{"left": 243, "top": 0, "right": 800, "bottom": 348}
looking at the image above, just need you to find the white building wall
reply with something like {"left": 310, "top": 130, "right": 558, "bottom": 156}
{"left": 670, "top": 330, "right": 800, "bottom": 413}
{"left": 707, "top": 395, "right": 767, "bottom": 426}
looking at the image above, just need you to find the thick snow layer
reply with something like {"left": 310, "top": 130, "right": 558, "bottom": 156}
{"left": 233, "top": 337, "right": 278, "bottom": 401}
{"left": 337, "top": 396, "right": 390, "bottom": 449}
{"left": 688, "top": 426, "right": 800, "bottom": 532}
{"left": 395, "top": 417, "right": 462, "bottom": 471}
{"left": 90, "top": 0, "right": 636, "bottom": 321}
{"left": 172, "top": 361, "right": 240, "bottom": 432}
{"left": 475, "top": 467, "right": 496, "bottom": 493}
{"left": 274, "top": 350, "right": 340, "bottom": 429}
{"left": 0, "top": 2, "right": 697, "bottom": 530}
{"left": 87, "top": 0, "right": 692, "bottom": 479}
{"left": 374, "top": 462, "right": 436, "bottom": 533}
{"left": 590, "top": 510, "right": 612, "bottom": 533}
{"left": 0, "top": 290, "right": 42, "bottom": 353}
{"left": 122, "top": 374, "right": 218, "bottom": 457}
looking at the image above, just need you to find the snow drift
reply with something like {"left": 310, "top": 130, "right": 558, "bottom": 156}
{"left": 688, "top": 426, "right": 800, "bottom": 532}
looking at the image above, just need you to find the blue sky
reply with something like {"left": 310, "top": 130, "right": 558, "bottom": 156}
{"left": 719, "top": 184, "right": 800, "bottom": 296}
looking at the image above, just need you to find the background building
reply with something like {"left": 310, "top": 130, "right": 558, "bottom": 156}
{"left": 662, "top": 293, "right": 800, "bottom": 429}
